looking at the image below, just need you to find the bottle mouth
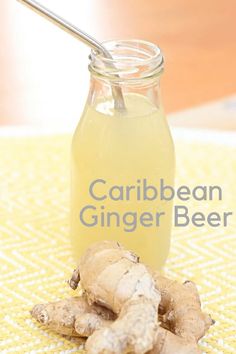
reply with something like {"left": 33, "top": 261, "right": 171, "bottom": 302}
{"left": 89, "top": 39, "right": 164, "bottom": 82}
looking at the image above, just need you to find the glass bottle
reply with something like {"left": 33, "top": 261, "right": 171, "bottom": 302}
{"left": 71, "top": 40, "right": 175, "bottom": 269}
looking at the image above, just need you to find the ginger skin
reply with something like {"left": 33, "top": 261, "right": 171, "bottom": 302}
{"left": 31, "top": 241, "right": 214, "bottom": 354}
{"left": 150, "top": 327, "right": 201, "bottom": 354}
{"left": 155, "top": 276, "right": 214, "bottom": 342}
{"left": 76, "top": 241, "right": 161, "bottom": 354}
{"left": 31, "top": 296, "right": 115, "bottom": 337}
{"left": 32, "top": 296, "right": 201, "bottom": 354}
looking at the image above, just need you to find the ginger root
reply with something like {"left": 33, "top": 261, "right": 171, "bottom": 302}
{"left": 31, "top": 241, "right": 214, "bottom": 353}
{"left": 32, "top": 296, "right": 201, "bottom": 354}
{"left": 155, "top": 276, "right": 214, "bottom": 342}
{"left": 150, "top": 327, "right": 201, "bottom": 354}
{"left": 31, "top": 296, "right": 115, "bottom": 337}
{"left": 75, "top": 240, "right": 161, "bottom": 354}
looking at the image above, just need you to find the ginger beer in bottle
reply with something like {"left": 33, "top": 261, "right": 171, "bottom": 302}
{"left": 71, "top": 40, "right": 175, "bottom": 269}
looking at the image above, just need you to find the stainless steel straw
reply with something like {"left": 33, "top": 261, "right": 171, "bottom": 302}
{"left": 17, "top": 0, "right": 126, "bottom": 111}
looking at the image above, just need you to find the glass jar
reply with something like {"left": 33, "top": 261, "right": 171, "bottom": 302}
{"left": 71, "top": 40, "right": 175, "bottom": 269}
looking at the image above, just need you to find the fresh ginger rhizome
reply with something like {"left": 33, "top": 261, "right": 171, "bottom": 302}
{"left": 78, "top": 178, "right": 233, "bottom": 232}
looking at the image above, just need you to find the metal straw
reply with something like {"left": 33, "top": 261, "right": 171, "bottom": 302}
{"left": 17, "top": 0, "right": 126, "bottom": 112}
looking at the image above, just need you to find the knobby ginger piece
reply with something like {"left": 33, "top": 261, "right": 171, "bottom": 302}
{"left": 31, "top": 296, "right": 202, "bottom": 354}
{"left": 71, "top": 241, "right": 161, "bottom": 354}
{"left": 149, "top": 327, "right": 201, "bottom": 354}
{"left": 31, "top": 296, "right": 115, "bottom": 337}
{"left": 31, "top": 241, "right": 214, "bottom": 354}
{"left": 155, "top": 276, "right": 214, "bottom": 342}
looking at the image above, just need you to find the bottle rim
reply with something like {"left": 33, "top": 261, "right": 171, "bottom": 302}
{"left": 89, "top": 39, "right": 164, "bottom": 83}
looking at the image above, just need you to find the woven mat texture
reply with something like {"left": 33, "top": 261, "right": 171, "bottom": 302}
{"left": 0, "top": 134, "right": 235, "bottom": 353}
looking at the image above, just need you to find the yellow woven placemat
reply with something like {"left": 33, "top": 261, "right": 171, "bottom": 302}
{"left": 0, "top": 133, "right": 235, "bottom": 353}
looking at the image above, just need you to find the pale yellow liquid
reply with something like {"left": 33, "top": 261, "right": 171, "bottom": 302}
{"left": 71, "top": 94, "right": 175, "bottom": 269}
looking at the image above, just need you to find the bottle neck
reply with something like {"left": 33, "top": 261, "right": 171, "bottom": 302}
{"left": 87, "top": 74, "right": 163, "bottom": 112}
{"left": 86, "top": 40, "right": 164, "bottom": 112}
